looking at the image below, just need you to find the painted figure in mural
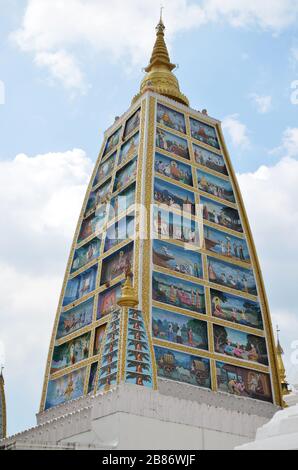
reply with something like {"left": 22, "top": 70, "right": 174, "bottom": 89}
{"left": 156, "top": 128, "right": 189, "bottom": 159}
{"left": 202, "top": 196, "right": 243, "bottom": 233}
{"left": 153, "top": 272, "right": 205, "bottom": 314}
{"left": 193, "top": 144, "right": 228, "bottom": 175}
{"left": 153, "top": 240, "right": 202, "bottom": 278}
{"left": 124, "top": 109, "right": 140, "bottom": 138}
{"left": 207, "top": 258, "right": 257, "bottom": 295}
{"left": 119, "top": 133, "right": 139, "bottom": 165}
{"left": 155, "top": 153, "right": 193, "bottom": 186}
{"left": 114, "top": 158, "right": 137, "bottom": 192}
{"left": 197, "top": 169, "right": 235, "bottom": 203}
{"left": 154, "top": 178, "right": 195, "bottom": 214}
{"left": 103, "top": 128, "right": 121, "bottom": 156}
{"left": 190, "top": 118, "right": 220, "bottom": 150}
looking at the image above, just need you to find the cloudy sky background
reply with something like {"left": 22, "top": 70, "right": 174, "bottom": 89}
{"left": 1, "top": 0, "right": 298, "bottom": 435}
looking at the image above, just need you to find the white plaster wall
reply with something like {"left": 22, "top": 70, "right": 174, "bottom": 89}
{"left": 1, "top": 384, "right": 278, "bottom": 450}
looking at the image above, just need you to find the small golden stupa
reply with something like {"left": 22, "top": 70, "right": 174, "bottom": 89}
{"left": 276, "top": 326, "right": 290, "bottom": 406}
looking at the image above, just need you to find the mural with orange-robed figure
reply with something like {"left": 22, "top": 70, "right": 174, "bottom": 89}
{"left": 97, "top": 283, "right": 122, "bottom": 319}
{"left": 154, "top": 152, "right": 193, "bottom": 186}
{"left": 211, "top": 289, "right": 263, "bottom": 330}
{"left": 152, "top": 271, "right": 205, "bottom": 315}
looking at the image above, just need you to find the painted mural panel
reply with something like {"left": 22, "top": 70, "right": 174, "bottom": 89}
{"left": 93, "top": 152, "right": 116, "bottom": 187}
{"left": 63, "top": 265, "right": 97, "bottom": 307}
{"left": 104, "top": 215, "right": 135, "bottom": 253}
{"left": 103, "top": 127, "right": 121, "bottom": 157}
{"left": 118, "top": 132, "right": 139, "bottom": 166}
{"left": 152, "top": 307, "right": 208, "bottom": 351}
{"left": 113, "top": 157, "right": 137, "bottom": 193}
{"left": 57, "top": 298, "right": 94, "bottom": 339}
{"left": 100, "top": 242, "right": 134, "bottom": 285}
{"left": 97, "top": 283, "right": 122, "bottom": 319}
{"left": 156, "top": 128, "right": 190, "bottom": 160}
{"left": 157, "top": 102, "right": 186, "bottom": 134}
{"left": 51, "top": 332, "right": 90, "bottom": 373}
{"left": 124, "top": 108, "right": 140, "bottom": 138}
{"left": 87, "top": 362, "right": 98, "bottom": 394}
{"left": 154, "top": 152, "right": 193, "bottom": 186}
{"left": 78, "top": 207, "right": 107, "bottom": 244}
{"left": 211, "top": 288, "right": 263, "bottom": 330}
{"left": 197, "top": 169, "right": 235, "bottom": 203}
{"left": 213, "top": 324, "right": 268, "bottom": 365}
{"left": 190, "top": 117, "right": 220, "bottom": 150}
{"left": 208, "top": 257, "right": 257, "bottom": 295}
{"left": 216, "top": 361, "right": 273, "bottom": 403}
{"left": 85, "top": 179, "right": 112, "bottom": 214}
{"left": 193, "top": 143, "right": 228, "bottom": 176}
{"left": 94, "top": 324, "right": 106, "bottom": 355}
{"left": 126, "top": 309, "right": 153, "bottom": 388}
{"left": 154, "top": 178, "right": 195, "bottom": 215}
{"left": 204, "top": 226, "right": 250, "bottom": 263}
{"left": 154, "top": 346, "right": 211, "bottom": 389}
{"left": 71, "top": 237, "right": 101, "bottom": 273}
{"left": 153, "top": 206, "right": 200, "bottom": 245}
{"left": 45, "top": 367, "right": 86, "bottom": 410}
{"left": 152, "top": 271, "right": 205, "bottom": 314}
{"left": 153, "top": 239, "right": 202, "bottom": 279}
{"left": 202, "top": 196, "right": 243, "bottom": 233}
{"left": 109, "top": 183, "right": 136, "bottom": 221}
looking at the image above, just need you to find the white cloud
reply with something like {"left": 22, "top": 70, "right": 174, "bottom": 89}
{"left": 34, "top": 50, "right": 88, "bottom": 95}
{"left": 269, "top": 127, "right": 298, "bottom": 158}
{"left": 237, "top": 132, "right": 298, "bottom": 385}
{"left": 249, "top": 93, "right": 272, "bottom": 114}
{"left": 282, "top": 128, "right": 298, "bottom": 157}
{"left": 11, "top": 0, "right": 298, "bottom": 93}
{"left": 204, "top": 0, "right": 298, "bottom": 30}
{"left": 222, "top": 114, "right": 250, "bottom": 148}
{"left": 0, "top": 149, "right": 92, "bottom": 433}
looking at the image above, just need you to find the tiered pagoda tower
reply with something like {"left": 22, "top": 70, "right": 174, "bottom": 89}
{"left": 2, "top": 17, "right": 283, "bottom": 450}
{"left": 40, "top": 17, "right": 282, "bottom": 413}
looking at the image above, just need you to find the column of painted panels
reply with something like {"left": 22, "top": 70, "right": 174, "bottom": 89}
{"left": 44, "top": 108, "right": 141, "bottom": 410}
{"left": 151, "top": 100, "right": 273, "bottom": 404}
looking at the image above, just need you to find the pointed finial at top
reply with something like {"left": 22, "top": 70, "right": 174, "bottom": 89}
{"left": 132, "top": 14, "right": 189, "bottom": 106}
{"left": 157, "top": 5, "right": 165, "bottom": 31}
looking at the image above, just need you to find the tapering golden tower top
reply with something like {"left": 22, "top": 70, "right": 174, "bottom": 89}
{"left": 117, "top": 266, "right": 139, "bottom": 308}
{"left": 132, "top": 15, "right": 189, "bottom": 106}
{"left": 276, "top": 326, "right": 289, "bottom": 404}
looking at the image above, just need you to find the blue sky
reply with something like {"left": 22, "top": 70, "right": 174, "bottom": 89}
{"left": 1, "top": 0, "right": 298, "bottom": 436}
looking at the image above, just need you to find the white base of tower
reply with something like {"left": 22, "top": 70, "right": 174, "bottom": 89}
{"left": 235, "top": 387, "right": 298, "bottom": 450}
{"left": 1, "top": 382, "right": 279, "bottom": 450}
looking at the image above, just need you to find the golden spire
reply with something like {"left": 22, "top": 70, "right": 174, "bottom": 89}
{"left": 276, "top": 326, "right": 289, "bottom": 405}
{"left": 132, "top": 14, "right": 189, "bottom": 106}
{"left": 117, "top": 266, "right": 139, "bottom": 308}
